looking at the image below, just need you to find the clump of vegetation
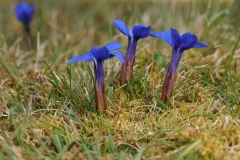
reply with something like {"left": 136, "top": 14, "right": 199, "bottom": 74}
{"left": 0, "top": 0, "right": 239, "bottom": 159}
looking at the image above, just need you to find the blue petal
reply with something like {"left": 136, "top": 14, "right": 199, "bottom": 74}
{"left": 105, "top": 42, "right": 122, "bottom": 52}
{"left": 68, "top": 52, "right": 93, "bottom": 64}
{"left": 91, "top": 46, "right": 110, "bottom": 61}
{"left": 110, "top": 51, "right": 124, "bottom": 63}
{"left": 149, "top": 31, "right": 172, "bottom": 46}
{"left": 149, "top": 32, "right": 161, "bottom": 38}
{"left": 170, "top": 27, "right": 181, "bottom": 48}
{"left": 193, "top": 42, "right": 208, "bottom": 48}
{"left": 180, "top": 32, "right": 198, "bottom": 50}
{"left": 113, "top": 19, "right": 130, "bottom": 36}
{"left": 132, "top": 25, "right": 151, "bottom": 39}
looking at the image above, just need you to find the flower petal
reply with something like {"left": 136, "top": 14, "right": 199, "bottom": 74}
{"left": 105, "top": 42, "right": 122, "bottom": 52}
{"left": 170, "top": 27, "right": 181, "bottom": 48}
{"left": 110, "top": 51, "right": 124, "bottom": 63}
{"left": 193, "top": 42, "right": 208, "bottom": 48}
{"left": 113, "top": 19, "right": 130, "bottom": 36}
{"left": 132, "top": 25, "right": 151, "bottom": 39}
{"left": 91, "top": 46, "right": 110, "bottom": 61}
{"left": 180, "top": 32, "right": 198, "bottom": 50}
{"left": 68, "top": 52, "right": 93, "bottom": 64}
{"left": 149, "top": 31, "right": 172, "bottom": 46}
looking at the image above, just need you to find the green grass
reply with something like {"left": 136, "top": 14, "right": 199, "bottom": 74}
{"left": 0, "top": 0, "right": 240, "bottom": 159}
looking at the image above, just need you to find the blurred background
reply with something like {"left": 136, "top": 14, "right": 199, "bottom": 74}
{"left": 1, "top": 0, "right": 238, "bottom": 46}
{"left": 0, "top": 0, "right": 238, "bottom": 74}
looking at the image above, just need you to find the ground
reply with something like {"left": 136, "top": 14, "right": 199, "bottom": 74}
{"left": 0, "top": 0, "right": 240, "bottom": 159}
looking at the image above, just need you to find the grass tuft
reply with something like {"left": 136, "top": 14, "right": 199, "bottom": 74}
{"left": 0, "top": 0, "right": 240, "bottom": 159}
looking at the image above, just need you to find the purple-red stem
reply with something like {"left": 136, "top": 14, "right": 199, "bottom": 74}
{"left": 94, "top": 61, "right": 107, "bottom": 112}
{"left": 161, "top": 66, "right": 176, "bottom": 103}
{"left": 120, "top": 38, "right": 138, "bottom": 85}
{"left": 161, "top": 49, "right": 182, "bottom": 103}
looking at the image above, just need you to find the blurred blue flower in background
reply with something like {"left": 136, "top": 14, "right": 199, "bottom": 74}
{"left": 15, "top": 2, "right": 35, "bottom": 25}
{"left": 151, "top": 27, "right": 208, "bottom": 103}
{"left": 15, "top": 2, "right": 35, "bottom": 50}
{"left": 68, "top": 42, "right": 124, "bottom": 112}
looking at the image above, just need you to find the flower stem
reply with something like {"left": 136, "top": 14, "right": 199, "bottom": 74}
{"left": 24, "top": 24, "right": 32, "bottom": 50}
{"left": 94, "top": 61, "right": 107, "bottom": 112}
{"left": 120, "top": 38, "right": 138, "bottom": 85}
{"left": 161, "top": 65, "right": 176, "bottom": 103}
{"left": 161, "top": 49, "right": 182, "bottom": 103}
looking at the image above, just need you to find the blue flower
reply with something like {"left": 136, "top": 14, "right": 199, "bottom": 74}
{"left": 151, "top": 27, "right": 208, "bottom": 76}
{"left": 68, "top": 42, "right": 124, "bottom": 112}
{"left": 15, "top": 2, "right": 35, "bottom": 25}
{"left": 114, "top": 19, "right": 160, "bottom": 84}
{"left": 151, "top": 27, "right": 208, "bottom": 103}
{"left": 113, "top": 19, "right": 152, "bottom": 40}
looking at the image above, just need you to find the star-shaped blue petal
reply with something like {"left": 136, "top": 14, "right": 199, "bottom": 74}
{"left": 113, "top": 19, "right": 130, "bottom": 37}
{"left": 132, "top": 25, "right": 151, "bottom": 39}
{"left": 193, "top": 42, "right": 208, "bottom": 48}
{"left": 150, "top": 31, "right": 172, "bottom": 46}
{"left": 68, "top": 52, "right": 93, "bottom": 64}
{"left": 170, "top": 28, "right": 181, "bottom": 49}
{"left": 105, "top": 42, "right": 122, "bottom": 52}
{"left": 180, "top": 32, "right": 198, "bottom": 50}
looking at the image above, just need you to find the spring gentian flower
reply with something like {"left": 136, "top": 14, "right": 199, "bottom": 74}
{"left": 15, "top": 2, "right": 35, "bottom": 50}
{"left": 15, "top": 2, "right": 35, "bottom": 25}
{"left": 113, "top": 19, "right": 161, "bottom": 85}
{"left": 68, "top": 42, "right": 124, "bottom": 112}
{"left": 150, "top": 27, "right": 208, "bottom": 103}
